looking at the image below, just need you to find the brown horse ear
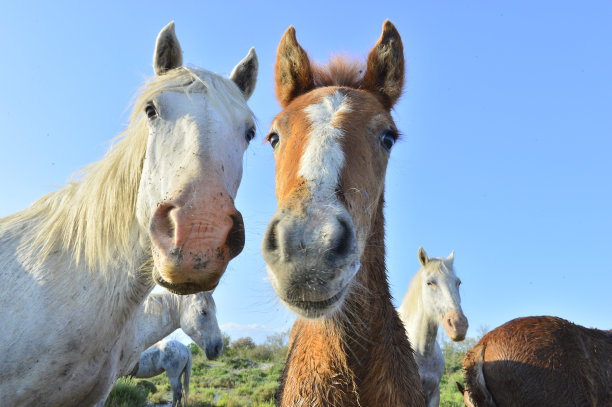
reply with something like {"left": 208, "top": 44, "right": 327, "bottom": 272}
{"left": 418, "top": 247, "right": 429, "bottom": 266}
{"left": 362, "top": 20, "right": 405, "bottom": 109}
{"left": 275, "top": 26, "right": 314, "bottom": 107}
{"left": 456, "top": 381, "right": 465, "bottom": 394}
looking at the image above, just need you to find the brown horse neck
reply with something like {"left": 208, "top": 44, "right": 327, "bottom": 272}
{"left": 278, "top": 201, "right": 425, "bottom": 406}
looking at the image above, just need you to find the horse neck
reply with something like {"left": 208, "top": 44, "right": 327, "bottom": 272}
{"left": 280, "top": 198, "right": 424, "bottom": 406}
{"left": 134, "top": 293, "right": 181, "bottom": 350}
{"left": 400, "top": 273, "right": 440, "bottom": 356}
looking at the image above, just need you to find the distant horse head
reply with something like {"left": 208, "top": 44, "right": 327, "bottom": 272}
{"left": 416, "top": 247, "right": 468, "bottom": 341}
{"left": 179, "top": 291, "right": 223, "bottom": 360}
{"left": 262, "top": 21, "right": 405, "bottom": 318}
{"left": 137, "top": 22, "right": 258, "bottom": 293}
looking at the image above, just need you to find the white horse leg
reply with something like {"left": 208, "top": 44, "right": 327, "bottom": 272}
{"left": 182, "top": 351, "right": 192, "bottom": 405}
{"left": 169, "top": 373, "right": 183, "bottom": 407}
{"left": 428, "top": 386, "right": 441, "bottom": 407}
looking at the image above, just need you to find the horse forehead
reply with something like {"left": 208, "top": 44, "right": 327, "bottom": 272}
{"left": 423, "top": 261, "right": 455, "bottom": 278}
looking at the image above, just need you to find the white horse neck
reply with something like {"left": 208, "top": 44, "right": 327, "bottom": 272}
{"left": 398, "top": 271, "right": 440, "bottom": 356}
{"left": 133, "top": 291, "right": 182, "bottom": 351}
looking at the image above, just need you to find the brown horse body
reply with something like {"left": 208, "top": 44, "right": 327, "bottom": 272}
{"left": 262, "top": 21, "right": 424, "bottom": 406}
{"left": 463, "top": 316, "right": 612, "bottom": 407}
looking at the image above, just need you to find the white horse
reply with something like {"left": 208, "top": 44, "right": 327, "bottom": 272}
{"left": 93, "top": 290, "right": 222, "bottom": 407}
{"left": 397, "top": 247, "right": 469, "bottom": 407}
{"left": 0, "top": 22, "right": 257, "bottom": 407}
{"left": 132, "top": 339, "right": 192, "bottom": 407}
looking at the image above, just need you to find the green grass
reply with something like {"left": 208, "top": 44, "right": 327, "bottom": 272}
{"left": 124, "top": 333, "right": 288, "bottom": 407}
{"left": 107, "top": 330, "right": 482, "bottom": 407}
{"left": 104, "top": 378, "right": 153, "bottom": 407}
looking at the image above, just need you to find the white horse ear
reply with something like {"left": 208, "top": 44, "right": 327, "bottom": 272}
{"left": 154, "top": 21, "right": 183, "bottom": 76}
{"left": 447, "top": 250, "right": 455, "bottom": 265}
{"left": 418, "top": 247, "right": 429, "bottom": 266}
{"left": 230, "top": 47, "right": 258, "bottom": 100}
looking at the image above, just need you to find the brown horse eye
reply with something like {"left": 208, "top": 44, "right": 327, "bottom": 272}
{"left": 268, "top": 133, "right": 280, "bottom": 149}
{"left": 380, "top": 131, "right": 397, "bottom": 152}
{"left": 245, "top": 127, "right": 256, "bottom": 143}
{"left": 145, "top": 102, "right": 157, "bottom": 119}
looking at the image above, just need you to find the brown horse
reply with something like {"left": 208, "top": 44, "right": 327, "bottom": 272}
{"left": 461, "top": 316, "right": 612, "bottom": 406}
{"left": 261, "top": 21, "right": 425, "bottom": 406}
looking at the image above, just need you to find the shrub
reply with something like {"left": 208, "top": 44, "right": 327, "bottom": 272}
{"left": 189, "top": 342, "right": 201, "bottom": 356}
{"left": 231, "top": 337, "right": 256, "bottom": 350}
{"left": 104, "top": 378, "right": 148, "bottom": 407}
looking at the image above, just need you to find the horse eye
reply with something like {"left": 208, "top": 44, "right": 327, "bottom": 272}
{"left": 200, "top": 310, "right": 208, "bottom": 316}
{"left": 144, "top": 102, "right": 157, "bottom": 119}
{"left": 267, "top": 132, "right": 280, "bottom": 149}
{"left": 245, "top": 127, "right": 256, "bottom": 143}
{"left": 457, "top": 280, "right": 462, "bottom": 286}
{"left": 380, "top": 130, "right": 397, "bottom": 152}
{"left": 427, "top": 281, "right": 437, "bottom": 288}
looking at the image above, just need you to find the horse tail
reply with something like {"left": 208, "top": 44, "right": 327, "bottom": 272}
{"left": 181, "top": 349, "right": 192, "bottom": 406}
{"left": 463, "top": 343, "right": 497, "bottom": 407}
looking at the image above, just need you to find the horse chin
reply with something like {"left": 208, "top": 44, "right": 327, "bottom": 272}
{"left": 152, "top": 268, "right": 219, "bottom": 295}
{"left": 279, "top": 282, "right": 350, "bottom": 319}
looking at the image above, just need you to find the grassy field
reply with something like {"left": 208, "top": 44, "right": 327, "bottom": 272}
{"left": 105, "top": 332, "right": 479, "bottom": 407}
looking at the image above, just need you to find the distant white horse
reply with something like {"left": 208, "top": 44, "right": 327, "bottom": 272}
{"left": 397, "top": 247, "right": 469, "bottom": 407}
{"left": 132, "top": 339, "right": 192, "bottom": 407}
{"left": 93, "top": 290, "right": 222, "bottom": 407}
{"left": 0, "top": 22, "right": 257, "bottom": 407}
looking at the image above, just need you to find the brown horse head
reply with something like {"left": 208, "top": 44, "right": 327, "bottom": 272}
{"left": 262, "top": 21, "right": 404, "bottom": 318}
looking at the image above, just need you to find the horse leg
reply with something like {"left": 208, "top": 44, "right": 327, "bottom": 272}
{"left": 169, "top": 374, "right": 182, "bottom": 407}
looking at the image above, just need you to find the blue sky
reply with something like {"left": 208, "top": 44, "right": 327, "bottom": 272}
{"left": 1, "top": 1, "right": 610, "bottom": 344}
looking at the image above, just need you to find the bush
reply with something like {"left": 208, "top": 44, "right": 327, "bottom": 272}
{"left": 231, "top": 337, "right": 256, "bottom": 350}
{"left": 104, "top": 378, "right": 148, "bottom": 407}
{"left": 135, "top": 380, "right": 156, "bottom": 395}
{"left": 189, "top": 342, "right": 201, "bottom": 356}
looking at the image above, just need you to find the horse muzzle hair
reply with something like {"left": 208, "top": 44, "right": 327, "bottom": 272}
{"left": 262, "top": 202, "right": 360, "bottom": 319}
{"left": 442, "top": 309, "right": 469, "bottom": 341}
{"left": 150, "top": 184, "right": 245, "bottom": 294}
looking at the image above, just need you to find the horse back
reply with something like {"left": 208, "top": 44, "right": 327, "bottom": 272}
{"left": 464, "top": 316, "right": 612, "bottom": 406}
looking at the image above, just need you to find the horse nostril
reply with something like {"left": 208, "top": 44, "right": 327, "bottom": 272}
{"left": 151, "top": 203, "right": 177, "bottom": 239}
{"left": 226, "top": 212, "right": 245, "bottom": 259}
{"left": 326, "top": 218, "right": 353, "bottom": 266}
{"left": 263, "top": 219, "right": 280, "bottom": 253}
{"left": 331, "top": 219, "right": 351, "bottom": 258}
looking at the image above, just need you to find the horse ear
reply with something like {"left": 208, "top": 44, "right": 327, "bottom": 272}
{"left": 275, "top": 26, "right": 314, "bottom": 107}
{"left": 418, "top": 247, "right": 429, "bottom": 266}
{"left": 362, "top": 20, "right": 405, "bottom": 109}
{"left": 456, "top": 381, "right": 465, "bottom": 394}
{"left": 230, "top": 48, "right": 258, "bottom": 100}
{"left": 447, "top": 250, "right": 455, "bottom": 265}
{"left": 154, "top": 21, "right": 183, "bottom": 76}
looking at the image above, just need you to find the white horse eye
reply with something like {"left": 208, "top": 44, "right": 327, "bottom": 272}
{"left": 267, "top": 132, "right": 280, "bottom": 149}
{"left": 245, "top": 127, "right": 256, "bottom": 143}
{"left": 145, "top": 102, "right": 157, "bottom": 119}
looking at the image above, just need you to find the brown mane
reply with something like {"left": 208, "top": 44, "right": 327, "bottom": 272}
{"left": 312, "top": 55, "right": 365, "bottom": 88}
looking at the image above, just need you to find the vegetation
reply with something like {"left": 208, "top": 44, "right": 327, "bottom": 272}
{"left": 106, "top": 329, "right": 485, "bottom": 406}
{"left": 104, "top": 378, "right": 155, "bottom": 407}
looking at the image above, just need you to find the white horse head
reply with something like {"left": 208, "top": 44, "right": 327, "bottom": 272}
{"left": 136, "top": 22, "right": 258, "bottom": 294}
{"left": 415, "top": 247, "right": 468, "bottom": 341}
{"left": 179, "top": 291, "right": 223, "bottom": 359}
